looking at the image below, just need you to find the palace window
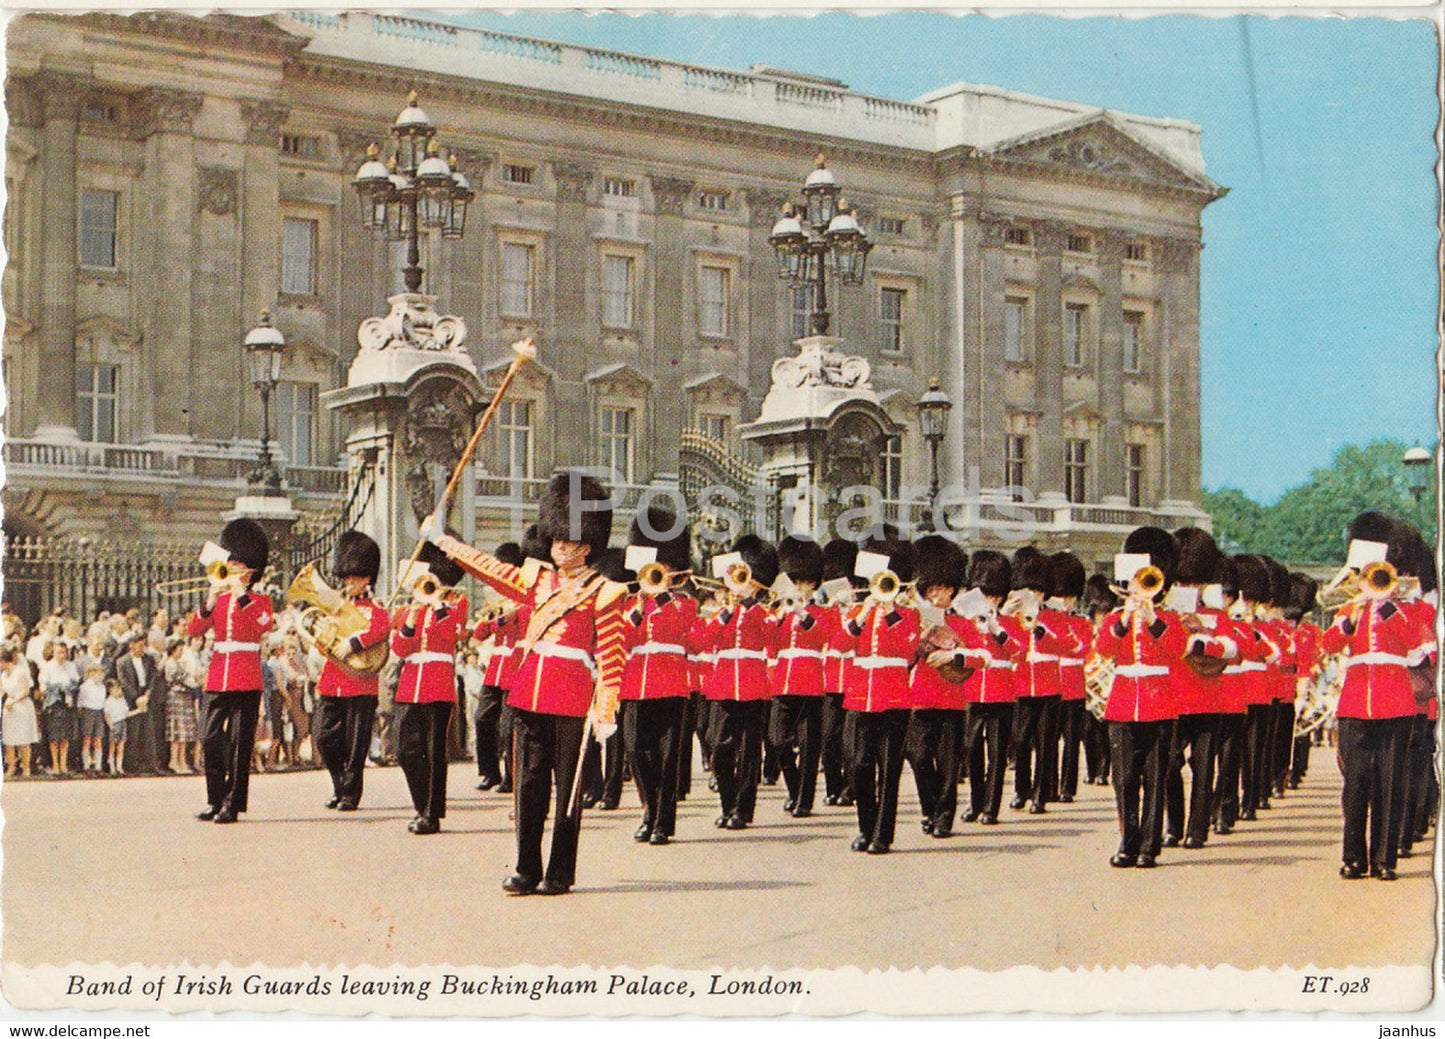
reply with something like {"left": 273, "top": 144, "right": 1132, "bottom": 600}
{"left": 880, "top": 287, "right": 907, "bottom": 354}
{"left": 602, "top": 254, "right": 635, "bottom": 328}
{"left": 1126, "top": 443, "right": 1146, "bottom": 508}
{"left": 496, "top": 400, "right": 534, "bottom": 480}
{"left": 877, "top": 216, "right": 906, "bottom": 235}
{"left": 602, "top": 176, "right": 636, "bottom": 198}
{"left": 699, "top": 266, "right": 731, "bottom": 338}
{"left": 698, "top": 191, "right": 729, "bottom": 212}
{"left": 281, "top": 218, "right": 318, "bottom": 296}
{"left": 1004, "top": 296, "right": 1029, "bottom": 363}
{"left": 274, "top": 381, "right": 317, "bottom": 466}
{"left": 881, "top": 435, "right": 903, "bottom": 500}
{"left": 76, "top": 363, "right": 118, "bottom": 443}
{"left": 1123, "top": 310, "right": 1145, "bottom": 374}
{"left": 501, "top": 164, "right": 535, "bottom": 185}
{"left": 501, "top": 242, "right": 536, "bottom": 318}
{"left": 600, "top": 406, "right": 634, "bottom": 483}
{"left": 1125, "top": 240, "right": 1149, "bottom": 262}
{"left": 790, "top": 285, "right": 811, "bottom": 340}
{"left": 1064, "top": 303, "right": 1090, "bottom": 367}
{"left": 698, "top": 413, "right": 730, "bottom": 444}
{"left": 280, "top": 134, "right": 321, "bottom": 160}
{"left": 1065, "top": 439, "right": 1089, "bottom": 504}
{"left": 1005, "top": 434, "right": 1028, "bottom": 499}
{"left": 1066, "top": 233, "right": 1093, "bottom": 254}
{"left": 79, "top": 189, "right": 118, "bottom": 269}
{"left": 1005, "top": 226, "right": 1032, "bottom": 247}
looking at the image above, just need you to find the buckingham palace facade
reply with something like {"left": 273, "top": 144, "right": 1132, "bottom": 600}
{"left": 3, "top": 10, "right": 1223, "bottom": 598}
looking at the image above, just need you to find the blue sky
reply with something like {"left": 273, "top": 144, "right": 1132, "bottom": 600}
{"left": 444, "top": 11, "right": 1438, "bottom": 503}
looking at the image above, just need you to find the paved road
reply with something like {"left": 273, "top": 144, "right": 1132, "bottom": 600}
{"left": 1, "top": 752, "right": 1433, "bottom": 972}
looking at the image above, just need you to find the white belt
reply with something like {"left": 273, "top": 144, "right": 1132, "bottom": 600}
{"left": 1027, "top": 652, "right": 1059, "bottom": 663}
{"left": 529, "top": 642, "right": 596, "bottom": 673}
{"left": 716, "top": 649, "right": 767, "bottom": 661}
{"left": 214, "top": 641, "right": 259, "bottom": 653}
{"left": 1222, "top": 665, "right": 1248, "bottom": 676}
{"left": 404, "top": 652, "right": 453, "bottom": 666}
{"left": 986, "top": 660, "right": 1013, "bottom": 669}
{"left": 1114, "top": 664, "right": 1169, "bottom": 678}
{"left": 696, "top": 653, "right": 717, "bottom": 664}
{"left": 1238, "top": 662, "right": 1267, "bottom": 672}
{"left": 777, "top": 648, "right": 825, "bottom": 661}
{"left": 853, "top": 655, "right": 908, "bottom": 670}
{"left": 1060, "top": 658, "right": 1084, "bottom": 667}
{"left": 633, "top": 642, "right": 686, "bottom": 656}
{"left": 1346, "top": 652, "right": 1411, "bottom": 668}
{"left": 823, "top": 649, "right": 850, "bottom": 660}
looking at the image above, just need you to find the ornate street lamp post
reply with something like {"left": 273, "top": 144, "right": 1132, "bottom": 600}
{"left": 243, "top": 310, "right": 286, "bottom": 494}
{"left": 916, "top": 380, "right": 953, "bottom": 532}
{"left": 768, "top": 155, "right": 873, "bottom": 336}
{"left": 1403, "top": 443, "right": 1431, "bottom": 505}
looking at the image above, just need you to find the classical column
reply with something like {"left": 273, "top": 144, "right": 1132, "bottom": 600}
{"left": 651, "top": 175, "right": 694, "bottom": 469}
{"left": 972, "top": 213, "right": 1012, "bottom": 492}
{"left": 551, "top": 161, "right": 594, "bottom": 458}
{"left": 742, "top": 186, "right": 787, "bottom": 403}
{"left": 1156, "top": 237, "right": 1203, "bottom": 504}
{"left": 137, "top": 87, "right": 204, "bottom": 441}
{"left": 1033, "top": 221, "right": 1067, "bottom": 497}
{"left": 32, "top": 71, "right": 87, "bottom": 440}
{"left": 1096, "top": 230, "right": 1127, "bottom": 501}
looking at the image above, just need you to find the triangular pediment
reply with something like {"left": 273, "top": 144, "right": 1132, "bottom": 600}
{"left": 987, "top": 112, "right": 1223, "bottom": 197}
{"left": 584, "top": 362, "right": 654, "bottom": 393}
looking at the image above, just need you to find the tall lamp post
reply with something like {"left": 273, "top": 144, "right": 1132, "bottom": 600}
{"left": 351, "top": 90, "right": 474, "bottom": 293}
{"left": 768, "top": 155, "right": 873, "bottom": 336}
{"left": 243, "top": 310, "right": 286, "bottom": 494}
{"left": 916, "top": 380, "right": 952, "bottom": 532}
{"left": 1403, "top": 443, "right": 1431, "bottom": 506}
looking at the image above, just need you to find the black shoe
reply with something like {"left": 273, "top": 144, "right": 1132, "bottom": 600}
{"left": 979, "top": 813, "right": 998, "bottom": 825}
{"left": 866, "top": 841, "right": 890, "bottom": 855}
{"left": 1109, "top": 852, "right": 1137, "bottom": 868}
{"left": 1028, "top": 801, "right": 1045, "bottom": 815}
{"left": 649, "top": 831, "right": 670, "bottom": 846}
{"left": 336, "top": 798, "right": 358, "bottom": 812}
{"left": 724, "top": 813, "right": 746, "bottom": 831}
{"left": 412, "top": 816, "right": 439, "bottom": 835}
{"left": 535, "top": 879, "right": 570, "bottom": 896}
{"left": 791, "top": 806, "right": 812, "bottom": 819}
{"left": 598, "top": 799, "right": 618, "bottom": 811}
{"left": 324, "top": 796, "right": 341, "bottom": 809}
{"left": 961, "top": 809, "right": 980, "bottom": 823}
{"left": 1182, "top": 836, "right": 1205, "bottom": 849}
{"left": 496, "top": 782, "right": 512, "bottom": 794}
{"left": 476, "top": 777, "right": 498, "bottom": 791}
{"left": 1398, "top": 845, "right": 1414, "bottom": 859}
{"left": 783, "top": 797, "right": 797, "bottom": 813}
{"left": 502, "top": 874, "right": 539, "bottom": 896}
{"left": 1257, "top": 799, "right": 1271, "bottom": 810}
{"left": 707, "top": 775, "right": 719, "bottom": 792}
{"left": 921, "top": 818, "right": 935, "bottom": 834}
{"left": 824, "top": 794, "right": 840, "bottom": 806}
{"left": 1375, "top": 866, "right": 1398, "bottom": 882}
{"left": 836, "top": 794, "right": 854, "bottom": 807}
{"left": 1135, "top": 853, "right": 1157, "bottom": 869}
{"left": 581, "top": 793, "right": 601, "bottom": 809}
{"left": 850, "top": 835, "right": 869, "bottom": 852}
{"left": 1059, "top": 794, "right": 1074, "bottom": 804}
{"left": 196, "top": 805, "right": 220, "bottom": 821}
{"left": 213, "top": 807, "right": 237, "bottom": 824}
{"left": 1339, "top": 861, "right": 1366, "bottom": 880}
{"left": 634, "top": 822, "right": 653, "bottom": 843}
{"left": 1163, "top": 834, "right": 1181, "bottom": 848}
{"left": 1287, "top": 778, "right": 1301, "bottom": 789}
{"left": 1009, "top": 796, "right": 1026, "bottom": 810}
{"left": 407, "top": 816, "right": 422, "bottom": 833}
{"left": 714, "top": 814, "right": 729, "bottom": 829}
{"left": 1240, "top": 808, "right": 1257, "bottom": 822}
{"left": 932, "top": 826, "right": 952, "bottom": 839}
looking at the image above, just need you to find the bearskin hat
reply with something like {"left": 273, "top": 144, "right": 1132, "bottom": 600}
{"left": 1232, "top": 554, "right": 1272, "bottom": 604}
{"left": 1172, "top": 527, "right": 1222, "bottom": 587}
{"left": 1346, "top": 510, "right": 1401, "bottom": 551}
{"left": 1261, "top": 556, "right": 1291, "bottom": 608}
{"left": 861, "top": 527, "right": 915, "bottom": 583}
{"left": 968, "top": 550, "right": 1012, "bottom": 600}
{"left": 1217, "top": 555, "right": 1240, "bottom": 600}
{"left": 1123, "top": 526, "right": 1178, "bottom": 586}
{"left": 914, "top": 535, "right": 967, "bottom": 597}
{"left": 1011, "top": 546, "right": 1053, "bottom": 595}
{"left": 823, "top": 538, "right": 861, "bottom": 587}
{"left": 1286, "top": 572, "right": 1318, "bottom": 622}
{"left": 1083, "top": 573, "right": 1115, "bottom": 618}
{"left": 732, "top": 533, "right": 780, "bottom": 590}
{"left": 494, "top": 542, "right": 524, "bottom": 569}
{"left": 1404, "top": 526, "right": 1438, "bottom": 594}
{"left": 629, "top": 503, "right": 691, "bottom": 573}
{"left": 1049, "top": 551, "right": 1086, "bottom": 600}
{"left": 521, "top": 524, "right": 552, "bottom": 564}
{"left": 417, "top": 541, "right": 463, "bottom": 589}
{"left": 590, "top": 546, "right": 631, "bottom": 584}
{"left": 333, "top": 530, "right": 380, "bottom": 584}
{"left": 538, "top": 470, "right": 612, "bottom": 561}
{"left": 219, "top": 518, "right": 268, "bottom": 584}
{"left": 777, "top": 536, "right": 824, "bottom": 588}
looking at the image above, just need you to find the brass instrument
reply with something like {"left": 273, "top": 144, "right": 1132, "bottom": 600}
{"left": 1002, "top": 587, "right": 1044, "bottom": 627}
{"left": 1294, "top": 657, "right": 1343, "bottom": 739}
{"left": 867, "top": 569, "right": 911, "bottom": 604}
{"left": 919, "top": 624, "right": 974, "bottom": 683}
{"left": 636, "top": 562, "right": 692, "bottom": 597}
{"left": 1132, "top": 565, "right": 1165, "bottom": 599}
{"left": 1359, "top": 560, "right": 1399, "bottom": 599}
{"left": 1084, "top": 654, "right": 1114, "bottom": 720}
{"left": 1317, "top": 562, "right": 1361, "bottom": 610}
{"left": 155, "top": 561, "right": 254, "bottom": 598}
{"left": 471, "top": 600, "right": 517, "bottom": 629}
{"left": 285, "top": 564, "right": 390, "bottom": 675}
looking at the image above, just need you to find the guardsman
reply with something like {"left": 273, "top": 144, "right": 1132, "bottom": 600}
{"left": 425, "top": 471, "right": 627, "bottom": 896}
{"left": 619, "top": 504, "right": 697, "bottom": 845}
{"left": 471, "top": 541, "right": 524, "bottom": 792}
{"left": 1096, "top": 526, "right": 1186, "bottom": 868}
{"left": 1080, "top": 573, "right": 1116, "bottom": 787}
{"left": 1049, "top": 551, "right": 1094, "bottom": 804}
{"left": 958, "top": 550, "right": 1025, "bottom": 826}
{"left": 188, "top": 518, "right": 274, "bottom": 825}
{"left": 1232, "top": 554, "right": 1279, "bottom": 822}
{"left": 390, "top": 543, "right": 468, "bottom": 835}
{"left": 1285, "top": 572, "right": 1324, "bottom": 790}
{"left": 819, "top": 539, "right": 860, "bottom": 807}
{"left": 1396, "top": 525, "right": 1438, "bottom": 860}
{"left": 1258, "top": 556, "right": 1296, "bottom": 805}
{"left": 314, "top": 531, "right": 390, "bottom": 812}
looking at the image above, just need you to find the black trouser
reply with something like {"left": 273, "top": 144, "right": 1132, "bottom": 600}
{"left": 1012, "top": 695, "right": 1060, "bottom": 807}
{"left": 676, "top": 693, "right": 700, "bottom": 797}
{"left": 601, "top": 702, "right": 627, "bottom": 806}
{"left": 1165, "top": 712, "right": 1220, "bottom": 845}
{"left": 847, "top": 708, "right": 908, "bottom": 846}
{"left": 1057, "top": 699, "right": 1087, "bottom": 799}
{"left": 1290, "top": 732, "right": 1312, "bottom": 785}
{"left": 709, "top": 700, "right": 767, "bottom": 822}
{"left": 1399, "top": 713, "right": 1435, "bottom": 853}
{"left": 694, "top": 695, "right": 716, "bottom": 769}
{"left": 819, "top": 692, "right": 850, "bottom": 799}
{"left": 965, "top": 702, "right": 1014, "bottom": 817}
{"left": 315, "top": 695, "right": 377, "bottom": 804}
{"left": 768, "top": 694, "right": 824, "bottom": 813}
{"left": 511, "top": 708, "right": 588, "bottom": 887}
{"left": 904, "top": 707, "right": 966, "bottom": 831}
{"left": 474, "top": 684, "right": 507, "bottom": 783}
{"left": 201, "top": 690, "right": 261, "bottom": 814}
{"left": 394, "top": 701, "right": 452, "bottom": 820}
{"left": 1241, "top": 703, "right": 1272, "bottom": 812}
{"left": 762, "top": 699, "right": 783, "bottom": 784}
{"left": 625, "top": 697, "right": 686, "bottom": 837}
{"left": 1212, "top": 712, "right": 1246, "bottom": 828}
{"left": 1338, "top": 715, "right": 1412, "bottom": 871}
{"left": 1083, "top": 710, "right": 1110, "bottom": 783}
{"left": 125, "top": 699, "right": 159, "bottom": 775}
{"left": 1271, "top": 700, "right": 1295, "bottom": 796}
{"left": 1109, "top": 719, "right": 1172, "bottom": 858}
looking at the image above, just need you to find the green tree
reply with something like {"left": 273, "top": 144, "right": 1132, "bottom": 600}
{"left": 1200, "top": 486, "right": 1268, "bottom": 556}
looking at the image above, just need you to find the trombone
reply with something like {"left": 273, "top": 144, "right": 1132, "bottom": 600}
{"left": 154, "top": 560, "right": 248, "bottom": 598}
{"left": 634, "top": 562, "right": 693, "bottom": 597}
{"left": 692, "top": 562, "right": 754, "bottom": 599}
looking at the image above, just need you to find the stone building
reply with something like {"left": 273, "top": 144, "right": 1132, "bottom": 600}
{"left": 3, "top": 10, "right": 1223, "bottom": 616}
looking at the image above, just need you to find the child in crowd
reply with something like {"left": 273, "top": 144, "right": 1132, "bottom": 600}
{"left": 76, "top": 664, "right": 108, "bottom": 773}
{"left": 103, "top": 679, "right": 129, "bottom": 775}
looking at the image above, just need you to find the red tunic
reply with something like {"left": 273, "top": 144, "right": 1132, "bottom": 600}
{"left": 1256, "top": 616, "right": 1298, "bottom": 704}
{"left": 474, "top": 608, "right": 523, "bottom": 689}
{"left": 620, "top": 593, "right": 698, "bottom": 701}
{"left": 823, "top": 604, "right": 852, "bottom": 694}
{"left": 961, "top": 613, "right": 1025, "bottom": 705}
{"left": 842, "top": 603, "right": 920, "bottom": 713}
{"left": 1168, "top": 606, "right": 1237, "bottom": 716}
{"left": 700, "top": 601, "right": 774, "bottom": 703}
{"left": 1323, "top": 599, "right": 1423, "bottom": 720}
{"left": 1401, "top": 599, "right": 1438, "bottom": 719}
{"left": 909, "top": 612, "right": 992, "bottom": 711}
{"left": 768, "top": 604, "right": 837, "bottom": 699}
{"left": 187, "top": 590, "right": 274, "bottom": 692}
{"left": 1095, "top": 608, "right": 1188, "bottom": 723}
{"left": 391, "top": 594, "right": 468, "bottom": 705}
{"left": 317, "top": 596, "right": 390, "bottom": 699}
{"left": 1013, "top": 607, "right": 1082, "bottom": 699}
{"left": 1058, "top": 613, "right": 1094, "bottom": 703}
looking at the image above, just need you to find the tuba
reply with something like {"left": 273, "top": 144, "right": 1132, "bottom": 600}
{"left": 285, "top": 564, "right": 390, "bottom": 675}
{"left": 1084, "top": 654, "right": 1114, "bottom": 720}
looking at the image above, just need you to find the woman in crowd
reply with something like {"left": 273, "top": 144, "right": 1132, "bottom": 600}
{"left": 163, "top": 638, "right": 200, "bottom": 773}
{"left": 2, "top": 647, "right": 39, "bottom": 776}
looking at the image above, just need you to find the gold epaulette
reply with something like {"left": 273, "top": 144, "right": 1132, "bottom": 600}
{"left": 595, "top": 579, "right": 628, "bottom": 610}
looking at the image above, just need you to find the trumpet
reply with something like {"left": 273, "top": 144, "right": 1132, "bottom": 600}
{"left": 1360, "top": 560, "right": 1399, "bottom": 600}
{"left": 471, "top": 600, "right": 517, "bottom": 628}
{"left": 1002, "top": 587, "right": 1044, "bottom": 627}
{"left": 866, "top": 569, "right": 914, "bottom": 605}
{"left": 636, "top": 562, "right": 692, "bottom": 597}
{"left": 412, "top": 573, "right": 458, "bottom": 606}
{"left": 155, "top": 560, "right": 250, "bottom": 598}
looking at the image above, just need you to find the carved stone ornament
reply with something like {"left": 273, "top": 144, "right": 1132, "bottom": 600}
{"left": 357, "top": 293, "right": 468, "bottom": 356}
{"left": 553, "top": 161, "right": 594, "bottom": 203}
{"left": 135, "top": 87, "right": 203, "bottom": 138}
{"left": 402, "top": 379, "right": 475, "bottom": 521}
{"left": 823, "top": 412, "right": 882, "bottom": 488}
{"left": 241, "top": 100, "right": 288, "bottom": 147}
{"left": 770, "top": 337, "right": 871, "bottom": 392}
{"left": 649, "top": 175, "right": 694, "bottom": 216}
{"left": 197, "top": 166, "right": 238, "bottom": 216}
{"left": 1045, "top": 137, "right": 1133, "bottom": 177}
